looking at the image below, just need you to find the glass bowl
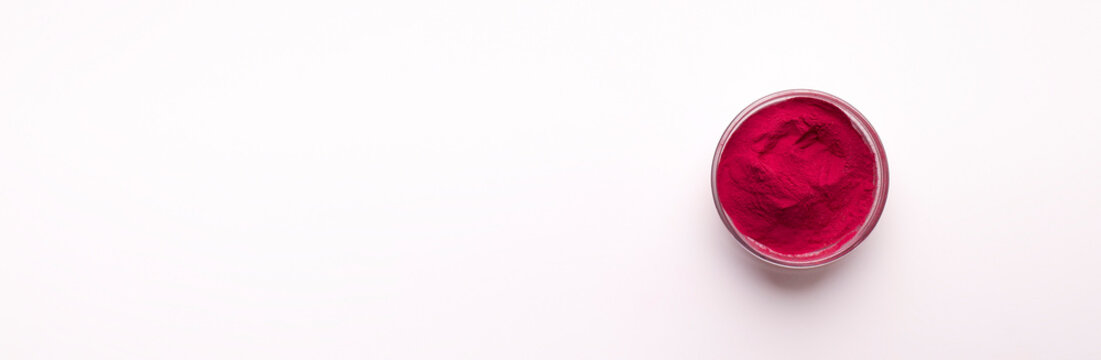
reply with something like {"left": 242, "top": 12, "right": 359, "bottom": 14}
{"left": 711, "top": 89, "right": 889, "bottom": 269}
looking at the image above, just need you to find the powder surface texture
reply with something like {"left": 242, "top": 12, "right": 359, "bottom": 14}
{"left": 716, "top": 97, "right": 877, "bottom": 256}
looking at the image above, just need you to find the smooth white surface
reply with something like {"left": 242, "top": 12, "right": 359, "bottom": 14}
{"left": 2, "top": 1, "right": 1100, "bottom": 358}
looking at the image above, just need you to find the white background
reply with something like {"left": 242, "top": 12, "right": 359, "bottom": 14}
{"left": 2, "top": 0, "right": 1100, "bottom": 358}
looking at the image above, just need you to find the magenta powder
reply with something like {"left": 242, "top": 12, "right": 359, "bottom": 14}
{"left": 715, "top": 96, "right": 878, "bottom": 256}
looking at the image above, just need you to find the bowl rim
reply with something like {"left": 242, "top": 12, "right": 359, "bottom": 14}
{"left": 711, "top": 89, "right": 890, "bottom": 269}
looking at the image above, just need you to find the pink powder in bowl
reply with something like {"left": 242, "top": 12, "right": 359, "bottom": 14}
{"left": 712, "top": 90, "right": 888, "bottom": 268}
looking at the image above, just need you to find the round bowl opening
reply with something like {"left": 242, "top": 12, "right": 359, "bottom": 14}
{"left": 711, "top": 89, "right": 889, "bottom": 269}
